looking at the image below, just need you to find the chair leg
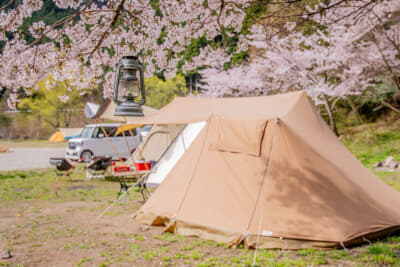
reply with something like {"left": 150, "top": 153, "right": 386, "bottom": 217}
{"left": 122, "top": 189, "right": 127, "bottom": 208}
{"left": 116, "top": 182, "right": 124, "bottom": 200}
{"left": 144, "top": 185, "right": 151, "bottom": 199}
{"left": 120, "top": 182, "right": 131, "bottom": 208}
{"left": 140, "top": 187, "right": 146, "bottom": 201}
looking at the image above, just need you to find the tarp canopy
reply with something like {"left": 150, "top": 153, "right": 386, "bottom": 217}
{"left": 136, "top": 91, "right": 400, "bottom": 249}
{"left": 115, "top": 124, "right": 143, "bottom": 136}
{"left": 99, "top": 101, "right": 157, "bottom": 123}
{"left": 84, "top": 102, "right": 100, "bottom": 119}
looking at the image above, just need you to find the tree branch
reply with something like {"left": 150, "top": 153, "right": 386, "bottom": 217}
{"left": 27, "top": 0, "right": 96, "bottom": 49}
{"left": 0, "top": 0, "right": 16, "bottom": 11}
{"left": 88, "top": 0, "right": 126, "bottom": 56}
{"left": 381, "top": 99, "right": 400, "bottom": 113}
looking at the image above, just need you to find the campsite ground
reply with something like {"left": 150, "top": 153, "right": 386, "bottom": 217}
{"left": 0, "top": 140, "right": 67, "bottom": 171}
{"left": 0, "top": 140, "right": 67, "bottom": 148}
{"left": 0, "top": 147, "right": 66, "bottom": 171}
{"left": 1, "top": 121, "right": 400, "bottom": 267}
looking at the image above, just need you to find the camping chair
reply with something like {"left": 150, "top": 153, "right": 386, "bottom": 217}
{"left": 49, "top": 157, "right": 77, "bottom": 176}
{"left": 85, "top": 156, "right": 112, "bottom": 179}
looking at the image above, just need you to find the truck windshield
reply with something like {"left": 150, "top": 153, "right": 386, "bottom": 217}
{"left": 80, "top": 127, "right": 95, "bottom": 138}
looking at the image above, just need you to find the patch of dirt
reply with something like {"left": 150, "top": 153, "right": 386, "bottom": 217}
{"left": 0, "top": 200, "right": 244, "bottom": 267}
{"left": 0, "top": 198, "right": 382, "bottom": 267}
{"left": 0, "top": 200, "right": 153, "bottom": 266}
{"left": 14, "top": 188, "right": 32, "bottom": 193}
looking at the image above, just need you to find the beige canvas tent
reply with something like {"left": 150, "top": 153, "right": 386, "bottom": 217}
{"left": 130, "top": 124, "right": 184, "bottom": 163}
{"left": 129, "top": 91, "right": 400, "bottom": 249}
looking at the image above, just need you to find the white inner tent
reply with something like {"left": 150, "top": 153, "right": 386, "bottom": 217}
{"left": 146, "top": 121, "right": 206, "bottom": 187}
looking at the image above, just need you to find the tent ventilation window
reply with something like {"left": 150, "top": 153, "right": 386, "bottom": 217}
{"left": 209, "top": 116, "right": 267, "bottom": 157}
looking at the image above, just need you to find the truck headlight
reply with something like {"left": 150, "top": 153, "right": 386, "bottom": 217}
{"left": 77, "top": 141, "right": 84, "bottom": 146}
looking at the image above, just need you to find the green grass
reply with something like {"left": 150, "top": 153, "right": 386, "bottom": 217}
{"left": 342, "top": 120, "right": 400, "bottom": 168}
{"left": 359, "top": 243, "right": 399, "bottom": 265}
{"left": 341, "top": 120, "right": 400, "bottom": 192}
{"left": 0, "top": 166, "right": 143, "bottom": 208}
{"left": 152, "top": 232, "right": 185, "bottom": 243}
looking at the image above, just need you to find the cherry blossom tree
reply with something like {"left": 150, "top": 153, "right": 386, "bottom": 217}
{"left": 199, "top": 0, "right": 400, "bottom": 135}
{"left": 2, "top": 0, "right": 391, "bottom": 110}
{"left": 0, "top": 0, "right": 251, "bottom": 108}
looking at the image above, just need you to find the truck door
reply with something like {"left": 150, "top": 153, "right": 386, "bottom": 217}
{"left": 94, "top": 126, "right": 118, "bottom": 158}
{"left": 115, "top": 128, "right": 137, "bottom": 160}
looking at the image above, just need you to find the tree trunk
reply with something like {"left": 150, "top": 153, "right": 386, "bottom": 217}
{"left": 347, "top": 98, "right": 364, "bottom": 123}
{"left": 65, "top": 110, "right": 72, "bottom": 128}
{"left": 55, "top": 103, "right": 60, "bottom": 128}
{"left": 323, "top": 96, "right": 339, "bottom": 136}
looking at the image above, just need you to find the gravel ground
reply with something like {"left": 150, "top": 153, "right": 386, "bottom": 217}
{"left": 0, "top": 147, "right": 67, "bottom": 171}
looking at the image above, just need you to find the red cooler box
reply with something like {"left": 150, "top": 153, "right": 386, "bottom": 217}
{"left": 135, "top": 160, "right": 151, "bottom": 171}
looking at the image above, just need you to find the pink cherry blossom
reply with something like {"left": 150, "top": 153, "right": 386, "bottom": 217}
{"left": 0, "top": 0, "right": 398, "bottom": 110}
{"left": 200, "top": 0, "right": 400, "bottom": 107}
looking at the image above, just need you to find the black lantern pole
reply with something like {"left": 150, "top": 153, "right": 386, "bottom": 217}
{"left": 113, "top": 56, "right": 146, "bottom": 116}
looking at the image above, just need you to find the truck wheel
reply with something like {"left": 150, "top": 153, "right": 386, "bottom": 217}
{"left": 81, "top": 151, "right": 93, "bottom": 162}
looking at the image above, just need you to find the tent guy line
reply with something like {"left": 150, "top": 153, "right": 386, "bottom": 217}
{"left": 252, "top": 117, "right": 279, "bottom": 267}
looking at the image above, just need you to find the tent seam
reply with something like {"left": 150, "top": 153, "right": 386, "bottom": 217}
{"left": 244, "top": 120, "right": 273, "bottom": 231}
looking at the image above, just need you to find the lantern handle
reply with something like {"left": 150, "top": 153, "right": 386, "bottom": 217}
{"left": 113, "top": 63, "right": 123, "bottom": 105}
{"left": 138, "top": 64, "right": 145, "bottom": 105}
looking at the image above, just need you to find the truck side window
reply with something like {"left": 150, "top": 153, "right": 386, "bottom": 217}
{"left": 128, "top": 129, "right": 137, "bottom": 136}
{"left": 93, "top": 127, "right": 100, "bottom": 138}
{"left": 103, "top": 127, "right": 116, "bottom": 137}
{"left": 93, "top": 127, "right": 116, "bottom": 138}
